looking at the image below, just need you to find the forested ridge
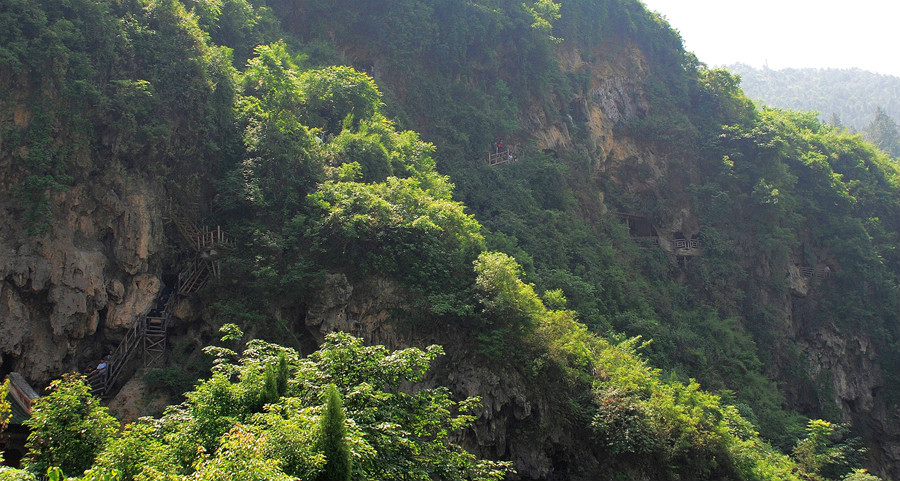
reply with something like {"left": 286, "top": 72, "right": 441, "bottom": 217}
{"left": 725, "top": 64, "right": 900, "bottom": 157}
{"left": 724, "top": 64, "right": 900, "bottom": 129}
{"left": 0, "top": 0, "right": 898, "bottom": 480}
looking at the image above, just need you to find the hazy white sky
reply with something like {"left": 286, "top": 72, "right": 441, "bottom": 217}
{"left": 637, "top": 0, "right": 900, "bottom": 77}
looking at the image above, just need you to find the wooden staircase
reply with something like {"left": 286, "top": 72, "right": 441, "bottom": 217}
{"left": 87, "top": 201, "right": 233, "bottom": 397}
{"left": 166, "top": 201, "right": 232, "bottom": 295}
{"left": 176, "top": 260, "right": 211, "bottom": 296}
{"left": 87, "top": 289, "right": 174, "bottom": 396}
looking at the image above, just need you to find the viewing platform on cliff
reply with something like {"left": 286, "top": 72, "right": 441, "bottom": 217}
{"left": 488, "top": 145, "right": 518, "bottom": 166}
{"left": 195, "top": 225, "right": 233, "bottom": 258}
{"left": 673, "top": 238, "right": 700, "bottom": 251}
{"left": 798, "top": 266, "right": 830, "bottom": 279}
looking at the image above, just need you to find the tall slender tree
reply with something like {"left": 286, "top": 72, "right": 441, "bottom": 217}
{"left": 276, "top": 352, "right": 289, "bottom": 396}
{"left": 864, "top": 106, "right": 900, "bottom": 158}
{"left": 317, "top": 384, "right": 351, "bottom": 481}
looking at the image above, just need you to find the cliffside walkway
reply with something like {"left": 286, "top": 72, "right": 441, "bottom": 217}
{"left": 168, "top": 204, "right": 232, "bottom": 295}
{"left": 86, "top": 288, "right": 174, "bottom": 397}
{"left": 169, "top": 203, "right": 234, "bottom": 296}
{"left": 798, "top": 266, "right": 830, "bottom": 279}
{"left": 87, "top": 203, "right": 232, "bottom": 397}
{"left": 488, "top": 145, "right": 518, "bottom": 166}
{"left": 673, "top": 238, "right": 701, "bottom": 251}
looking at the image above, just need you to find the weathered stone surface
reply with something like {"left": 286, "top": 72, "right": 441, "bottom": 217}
{"left": 107, "top": 274, "right": 161, "bottom": 330}
{"left": 107, "top": 376, "right": 172, "bottom": 425}
{"left": 0, "top": 159, "right": 164, "bottom": 384}
{"left": 306, "top": 274, "right": 405, "bottom": 349}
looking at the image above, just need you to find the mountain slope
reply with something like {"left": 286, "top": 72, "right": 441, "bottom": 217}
{"left": 0, "top": 0, "right": 898, "bottom": 479}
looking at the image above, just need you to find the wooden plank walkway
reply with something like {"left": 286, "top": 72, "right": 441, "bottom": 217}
{"left": 86, "top": 289, "right": 173, "bottom": 396}
{"left": 87, "top": 203, "right": 232, "bottom": 397}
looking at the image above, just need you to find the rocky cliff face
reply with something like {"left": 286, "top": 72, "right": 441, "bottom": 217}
{"left": 0, "top": 111, "right": 166, "bottom": 385}
{"left": 792, "top": 292, "right": 900, "bottom": 478}
{"left": 497, "top": 38, "right": 899, "bottom": 477}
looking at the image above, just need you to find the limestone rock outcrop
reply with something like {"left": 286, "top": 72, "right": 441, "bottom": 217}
{"left": 0, "top": 162, "right": 164, "bottom": 385}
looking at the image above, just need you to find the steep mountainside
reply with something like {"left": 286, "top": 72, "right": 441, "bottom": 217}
{"left": 1, "top": 0, "right": 898, "bottom": 479}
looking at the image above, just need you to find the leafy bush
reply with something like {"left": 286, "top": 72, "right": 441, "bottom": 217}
{"left": 307, "top": 176, "right": 484, "bottom": 306}
{"left": 24, "top": 374, "right": 118, "bottom": 477}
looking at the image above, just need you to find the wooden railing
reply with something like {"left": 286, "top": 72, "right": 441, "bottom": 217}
{"left": 86, "top": 310, "right": 142, "bottom": 396}
{"left": 488, "top": 145, "right": 518, "bottom": 166}
{"left": 176, "top": 261, "right": 211, "bottom": 296}
{"left": 87, "top": 200, "right": 233, "bottom": 397}
{"left": 167, "top": 200, "right": 233, "bottom": 294}
{"left": 143, "top": 296, "right": 174, "bottom": 367}
{"left": 673, "top": 239, "right": 701, "bottom": 250}
{"left": 169, "top": 205, "right": 203, "bottom": 248}
{"left": 798, "top": 266, "right": 831, "bottom": 279}
{"left": 87, "top": 289, "right": 175, "bottom": 397}
{"left": 196, "top": 225, "right": 232, "bottom": 251}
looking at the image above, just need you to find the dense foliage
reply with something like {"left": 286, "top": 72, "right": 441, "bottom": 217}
{"left": 23, "top": 375, "right": 118, "bottom": 476}
{"left": 16, "top": 322, "right": 876, "bottom": 480}
{"left": 14, "top": 331, "right": 512, "bottom": 481}
{"left": 2, "top": 0, "right": 898, "bottom": 478}
{"left": 316, "top": 385, "right": 351, "bottom": 481}
{"left": 0, "top": 379, "right": 9, "bottom": 465}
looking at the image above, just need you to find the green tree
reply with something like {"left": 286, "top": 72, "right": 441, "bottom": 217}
{"left": 276, "top": 352, "right": 289, "bottom": 396}
{"left": 298, "top": 66, "right": 382, "bottom": 135}
{"left": 82, "top": 334, "right": 512, "bottom": 481}
{"left": 24, "top": 374, "right": 118, "bottom": 477}
{"left": 793, "top": 419, "right": 866, "bottom": 481}
{"left": 828, "top": 113, "right": 843, "bottom": 130}
{"left": 263, "top": 363, "right": 280, "bottom": 406}
{"left": 842, "top": 469, "right": 883, "bottom": 481}
{"left": 0, "top": 378, "right": 9, "bottom": 430}
{"left": 192, "top": 425, "right": 294, "bottom": 481}
{"left": 317, "top": 384, "right": 351, "bottom": 481}
{"left": 474, "top": 251, "right": 544, "bottom": 330}
{"left": 864, "top": 106, "right": 900, "bottom": 158}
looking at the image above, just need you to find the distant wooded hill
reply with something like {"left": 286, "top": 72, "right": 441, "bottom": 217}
{"left": 725, "top": 64, "right": 900, "bottom": 129}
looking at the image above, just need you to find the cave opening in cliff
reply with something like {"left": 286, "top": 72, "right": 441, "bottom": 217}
{"left": 0, "top": 354, "right": 15, "bottom": 380}
{"left": 619, "top": 214, "right": 657, "bottom": 238}
{"left": 161, "top": 273, "right": 178, "bottom": 292}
